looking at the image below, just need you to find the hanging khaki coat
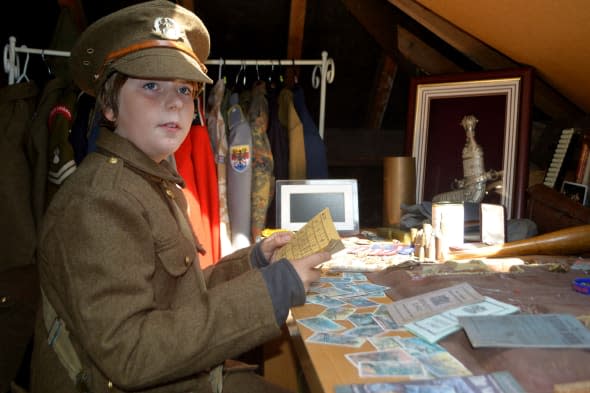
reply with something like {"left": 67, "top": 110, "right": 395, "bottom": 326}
{"left": 31, "top": 128, "right": 280, "bottom": 393}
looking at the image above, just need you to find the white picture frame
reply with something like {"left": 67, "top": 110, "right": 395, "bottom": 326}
{"left": 405, "top": 68, "right": 534, "bottom": 219}
{"left": 275, "top": 179, "right": 359, "bottom": 235}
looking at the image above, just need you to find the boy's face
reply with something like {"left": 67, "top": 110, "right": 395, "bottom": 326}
{"left": 104, "top": 77, "right": 196, "bottom": 162}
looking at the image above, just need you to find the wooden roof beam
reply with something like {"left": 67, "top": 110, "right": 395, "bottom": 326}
{"left": 340, "top": 0, "right": 398, "bottom": 56}
{"left": 397, "top": 26, "right": 462, "bottom": 75}
{"left": 342, "top": 0, "right": 466, "bottom": 128}
{"left": 284, "top": 0, "right": 307, "bottom": 86}
{"left": 340, "top": 0, "right": 401, "bottom": 128}
{"left": 178, "top": 0, "right": 194, "bottom": 12}
{"left": 287, "top": 0, "right": 306, "bottom": 59}
{"left": 365, "top": 53, "right": 398, "bottom": 129}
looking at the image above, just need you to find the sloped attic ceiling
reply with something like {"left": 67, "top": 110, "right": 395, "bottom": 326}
{"left": 382, "top": 0, "right": 590, "bottom": 120}
{"left": 336, "top": 0, "right": 588, "bottom": 129}
{"left": 399, "top": 0, "right": 590, "bottom": 116}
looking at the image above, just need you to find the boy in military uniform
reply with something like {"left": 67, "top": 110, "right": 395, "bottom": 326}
{"left": 30, "top": 1, "right": 330, "bottom": 392}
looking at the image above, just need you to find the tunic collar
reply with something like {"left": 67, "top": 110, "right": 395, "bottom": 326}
{"left": 95, "top": 127, "right": 185, "bottom": 186}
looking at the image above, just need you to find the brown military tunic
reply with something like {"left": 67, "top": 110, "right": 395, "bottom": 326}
{"left": 31, "top": 128, "right": 280, "bottom": 393}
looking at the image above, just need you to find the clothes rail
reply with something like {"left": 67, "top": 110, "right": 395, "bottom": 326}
{"left": 4, "top": 36, "right": 335, "bottom": 137}
{"left": 207, "top": 52, "right": 335, "bottom": 138}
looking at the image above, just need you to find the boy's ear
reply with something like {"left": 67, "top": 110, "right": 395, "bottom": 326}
{"left": 103, "top": 107, "right": 115, "bottom": 122}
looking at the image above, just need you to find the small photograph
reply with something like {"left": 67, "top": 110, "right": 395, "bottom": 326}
{"left": 561, "top": 181, "right": 589, "bottom": 206}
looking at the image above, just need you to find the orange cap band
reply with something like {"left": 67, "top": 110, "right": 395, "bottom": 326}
{"left": 96, "top": 39, "right": 208, "bottom": 80}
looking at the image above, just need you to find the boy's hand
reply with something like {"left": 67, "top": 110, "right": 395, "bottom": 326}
{"left": 290, "top": 252, "right": 331, "bottom": 291}
{"left": 260, "top": 231, "right": 294, "bottom": 263}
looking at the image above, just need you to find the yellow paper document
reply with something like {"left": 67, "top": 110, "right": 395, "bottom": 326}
{"left": 274, "top": 208, "right": 345, "bottom": 260}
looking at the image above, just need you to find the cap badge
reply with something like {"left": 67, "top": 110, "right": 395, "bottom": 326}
{"left": 153, "top": 17, "right": 184, "bottom": 40}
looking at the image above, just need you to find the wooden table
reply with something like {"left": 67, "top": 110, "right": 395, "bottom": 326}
{"left": 287, "top": 282, "right": 414, "bottom": 393}
{"left": 286, "top": 257, "right": 590, "bottom": 393}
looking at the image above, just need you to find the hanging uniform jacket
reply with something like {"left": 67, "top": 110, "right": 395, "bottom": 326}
{"left": 226, "top": 92, "right": 253, "bottom": 249}
{"left": 44, "top": 0, "right": 83, "bottom": 200}
{"left": 5, "top": 81, "right": 43, "bottom": 240}
{"left": 174, "top": 98, "right": 220, "bottom": 268}
{"left": 248, "top": 81, "right": 274, "bottom": 240}
{"left": 278, "top": 88, "right": 306, "bottom": 180}
{"left": 207, "top": 79, "right": 233, "bottom": 257}
{"left": 0, "top": 82, "right": 38, "bottom": 270}
{"left": 46, "top": 80, "right": 79, "bottom": 203}
{"left": 68, "top": 92, "right": 95, "bottom": 165}
{"left": 266, "top": 86, "right": 289, "bottom": 181}
{"left": 0, "top": 81, "right": 40, "bottom": 393}
{"left": 265, "top": 86, "right": 289, "bottom": 227}
{"left": 292, "top": 85, "right": 329, "bottom": 179}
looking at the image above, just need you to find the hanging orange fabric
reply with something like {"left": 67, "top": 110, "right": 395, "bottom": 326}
{"left": 174, "top": 98, "right": 220, "bottom": 268}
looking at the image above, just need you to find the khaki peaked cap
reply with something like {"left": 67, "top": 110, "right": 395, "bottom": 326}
{"left": 70, "top": 0, "right": 213, "bottom": 96}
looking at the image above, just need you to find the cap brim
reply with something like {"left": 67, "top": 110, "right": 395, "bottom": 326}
{"left": 112, "top": 47, "right": 213, "bottom": 84}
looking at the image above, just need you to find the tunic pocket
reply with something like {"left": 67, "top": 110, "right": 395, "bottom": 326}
{"left": 156, "top": 236, "right": 196, "bottom": 277}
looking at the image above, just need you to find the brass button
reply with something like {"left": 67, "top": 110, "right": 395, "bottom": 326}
{"left": 107, "top": 381, "right": 113, "bottom": 390}
{"left": 0, "top": 296, "right": 7, "bottom": 304}
{"left": 184, "top": 256, "right": 191, "bottom": 266}
{"left": 108, "top": 157, "right": 118, "bottom": 164}
{"left": 165, "top": 189, "right": 174, "bottom": 198}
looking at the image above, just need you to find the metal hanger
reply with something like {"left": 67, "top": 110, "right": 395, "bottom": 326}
{"left": 217, "top": 57, "right": 224, "bottom": 82}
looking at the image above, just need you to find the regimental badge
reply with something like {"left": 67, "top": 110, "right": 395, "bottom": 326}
{"left": 230, "top": 144, "right": 251, "bottom": 173}
{"left": 152, "top": 17, "right": 184, "bottom": 40}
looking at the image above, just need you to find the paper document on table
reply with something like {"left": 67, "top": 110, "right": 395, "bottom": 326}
{"left": 274, "top": 208, "right": 345, "bottom": 260}
{"left": 459, "top": 313, "right": 590, "bottom": 348}
{"left": 334, "top": 371, "right": 526, "bottom": 393}
{"left": 385, "top": 282, "right": 485, "bottom": 326}
{"left": 404, "top": 296, "right": 520, "bottom": 343}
